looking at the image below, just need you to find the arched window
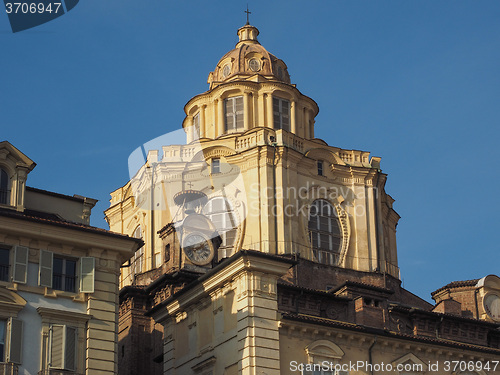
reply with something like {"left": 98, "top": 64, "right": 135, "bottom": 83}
{"left": 308, "top": 199, "right": 342, "bottom": 265}
{"left": 203, "top": 197, "right": 237, "bottom": 249}
{"left": 131, "top": 226, "right": 144, "bottom": 274}
{"left": 0, "top": 168, "right": 9, "bottom": 205}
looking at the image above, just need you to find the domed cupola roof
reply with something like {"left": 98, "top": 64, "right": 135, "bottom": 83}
{"left": 207, "top": 24, "right": 291, "bottom": 89}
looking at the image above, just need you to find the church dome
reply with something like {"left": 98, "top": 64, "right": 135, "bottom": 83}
{"left": 207, "top": 24, "right": 291, "bottom": 89}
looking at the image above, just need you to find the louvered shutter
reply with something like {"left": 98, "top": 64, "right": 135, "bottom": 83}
{"left": 12, "top": 246, "right": 28, "bottom": 284}
{"left": 50, "top": 325, "right": 64, "bottom": 369}
{"left": 7, "top": 318, "right": 23, "bottom": 364}
{"left": 80, "top": 257, "right": 95, "bottom": 293}
{"left": 39, "top": 250, "right": 53, "bottom": 287}
{"left": 65, "top": 327, "right": 77, "bottom": 371}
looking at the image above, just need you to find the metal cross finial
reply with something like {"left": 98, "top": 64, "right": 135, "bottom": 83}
{"left": 245, "top": 5, "right": 251, "bottom": 25}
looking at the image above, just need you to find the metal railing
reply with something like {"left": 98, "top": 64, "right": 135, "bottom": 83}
{"left": 0, "top": 189, "right": 9, "bottom": 205}
{"left": 0, "top": 363, "right": 18, "bottom": 375}
{"left": 0, "top": 264, "right": 9, "bottom": 282}
{"left": 38, "top": 370, "right": 82, "bottom": 375}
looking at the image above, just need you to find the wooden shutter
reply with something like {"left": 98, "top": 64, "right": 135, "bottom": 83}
{"left": 39, "top": 250, "right": 53, "bottom": 287}
{"left": 80, "top": 257, "right": 95, "bottom": 293}
{"left": 50, "top": 325, "right": 64, "bottom": 369}
{"left": 65, "top": 327, "right": 77, "bottom": 371}
{"left": 6, "top": 318, "right": 23, "bottom": 364}
{"left": 12, "top": 246, "right": 28, "bottom": 284}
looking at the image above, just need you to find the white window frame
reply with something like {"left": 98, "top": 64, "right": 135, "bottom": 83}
{"left": 211, "top": 158, "right": 221, "bottom": 174}
{"left": 224, "top": 96, "right": 244, "bottom": 133}
{"left": 203, "top": 197, "right": 237, "bottom": 249}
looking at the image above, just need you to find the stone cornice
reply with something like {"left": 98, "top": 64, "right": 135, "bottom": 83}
{"left": 149, "top": 251, "right": 294, "bottom": 322}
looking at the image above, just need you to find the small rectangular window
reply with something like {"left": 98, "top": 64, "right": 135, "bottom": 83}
{"left": 0, "top": 248, "right": 9, "bottom": 282}
{"left": 211, "top": 158, "right": 220, "bottom": 174}
{"left": 273, "top": 97, "right": 290, "bottom": 131}
{"left": 317, "top": 161, "right": 323, "bottom": 176}
{"left": 193, "top": 113, "right": 200, "bottom": 140}
{"left": 53, "top": 257, "right": 76, "bottom": 293}
{"left": 224, "top": 97, "right": 244, "bottom": 133}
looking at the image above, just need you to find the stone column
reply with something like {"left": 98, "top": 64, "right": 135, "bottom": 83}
{"left": 186, "top": 116, "right": 193, "bottom": 143}
{"left": 258, "top": 92, "right": 265, "bottom": 127}
{"left": 243, "top": 92, "right": 250, "bottom": 131}
{"left": 304, "top": 108, "right": 310, "bottom": 139}
{"left": 217, "top": 99, "right": 225, "bottom": 137}
{"left": 200, "top": 105, "right": 206, "bottom": 138}
{"left": 290, "top": 100, "right": 296, "bottom": 134}
{"left": 266, "top": 93, "right": 274, "bottom": 128}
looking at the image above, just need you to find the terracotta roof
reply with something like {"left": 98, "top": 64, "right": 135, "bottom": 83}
{"left": 281, "top": 312, "right": 500, "bottom": 355}
{"left": 389, "top": 304, "right": 500, "bottom": 327}
{"left": 431, "top": 279, "right": 480, "bottom": 296}
{"left": 329, "top": 280, "right": 394, "bottom": 295}
{"left": 0, "top": 207, "right": 143, "bottom": 244}
{"left": 26, "top": 186, "right": 92, "bottom": 203}
{"left": 277, "top": 281, "right": 350, "bottom": 301}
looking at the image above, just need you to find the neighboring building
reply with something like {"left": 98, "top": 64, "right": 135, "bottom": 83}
{"left": 0, "top": 141, "right": 142, "bottom": 375}
{"left": 106, "top": 24, "right": 500, "bottom": 375}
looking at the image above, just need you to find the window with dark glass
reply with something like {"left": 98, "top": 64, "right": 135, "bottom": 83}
{"left": 52, "top": 257, "right": 77, "bottom": 293}
{"left": 273, "top": 97, "right": 290, "bottom": 131}
{"left": 0, "top": 248, "right": 9, "bottom": 282}
{"left": 224, "top": 96, "right": 244, "bottom": 132}
{"left": 211, "top": 158, "right": 220, "bottom": 174}
{"left": 308, "top": 199, "right": 342, "bottom": 266}
{"left": 0, "top": 168, "right": 9, "bottom": 205}
{"left": 317, "top": 161, "right": 324, "bottom": 176}
{"left": 203, "top": 197, "right": 237, "bottom": 248}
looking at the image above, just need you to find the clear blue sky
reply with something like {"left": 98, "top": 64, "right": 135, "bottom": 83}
{"left": 1, "top": 0, "right": 499, "bottom": 302}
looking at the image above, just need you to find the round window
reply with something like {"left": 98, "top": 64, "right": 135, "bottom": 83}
{"left": 222, "top": 64, "right": 231, "bottom": 78}
{"left": 248, "top": 58, "right": 261, "bottom": 72}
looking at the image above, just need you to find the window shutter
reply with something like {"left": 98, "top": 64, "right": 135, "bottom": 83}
{"left": 65, "top": 327, "right": 77, "bottom": 371}
{"left": 6, "top": 318, "right": 23, "bottom": 364}
{"left": 80, "top": 257, "right": 95, "bottom": 293}
{"left": 39, "top": 250, "right": 53, "bottom": 288}
{"left": 12, "top": 246, "right": 28, "bottom": 284}
{"left": 50, "top": 325, "right": 64, "bottom": 369}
